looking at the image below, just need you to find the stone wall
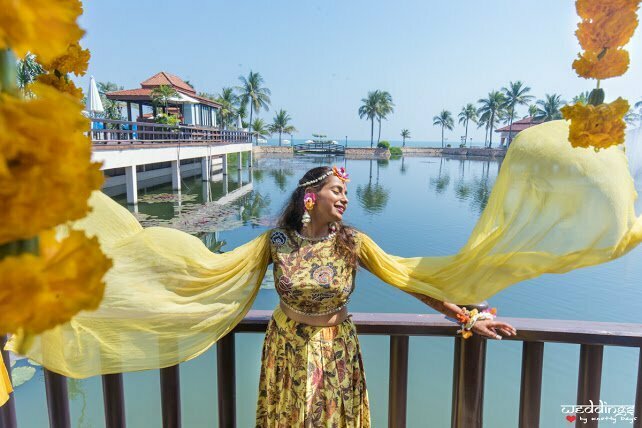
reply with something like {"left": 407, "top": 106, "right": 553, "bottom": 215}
{"left": 253, "top": 146, "right": 293, "bottom": 157}
{"left": 401, "top": 147, "right": 506, "bottom": 158}
{"left": 345, "top": 147, "right": 390, "bottom": 159}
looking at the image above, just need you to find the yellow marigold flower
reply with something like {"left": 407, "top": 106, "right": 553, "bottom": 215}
{"left": 576, "top": 0, "right": 640, "bottom": 20}
{"left": 560, "top": 97, "right": 629, "bottom": 151}
{"left": 41, "top": 42, "right": 90, "bottom": 76}
{"left": 0, "top": 84, "right": 104, "bottom": 245}
{"left": 576, "top": 12, "right": 638, "bottom": 51}
{"left": 35, "top": 74, "right": 83, "bottom": 99}
{"left": 0, "top": 0, "right": 85, "bottom": 64}
{"left": 0, "top": 229, "right": 112, "bottom": 335}
{"left": 572, "top": 48, "right": 629, "bottom": 80}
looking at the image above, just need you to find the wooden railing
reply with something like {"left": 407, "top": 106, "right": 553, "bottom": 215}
{"left": 89, "top": 118, "right": 252, "bottom": 145}
{"left": 293, "top": 141, "right": 345, "bottom": 154}
{"left": 2, "top": 304, "right": 642, "bottom": 428}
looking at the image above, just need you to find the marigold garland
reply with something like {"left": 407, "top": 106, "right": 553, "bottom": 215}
{"left": 561, "top": 98, "right": 630, "bottom": 151}
{"left": 0, "top": 229, "right": 112, "bottom": 335}
{"left": 0, "top": 0, "right": 85, "bottom": 64}
{"left": 572, "top": 48, "right": 630, "bottom": 80}
{"left": 0, "top": 83, "right": 104, "bottom": 245}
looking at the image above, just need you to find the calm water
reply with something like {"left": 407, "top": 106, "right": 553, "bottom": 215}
{"left": 11, "top": 154, "right": 641, "bottom": 427}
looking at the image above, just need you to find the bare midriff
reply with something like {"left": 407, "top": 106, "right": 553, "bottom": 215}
{"left": 280, "top": 300, "right": 349, "bottom": 327}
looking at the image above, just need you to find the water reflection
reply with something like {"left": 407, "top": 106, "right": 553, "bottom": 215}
{"left": 429, "top": 158, "right": 498, "bottom": 213}
{"left": 68, "top": 379, "right": 89, "bottom": 428}
{"left": 356, "top": 160, "right": 390, "bottom": 215}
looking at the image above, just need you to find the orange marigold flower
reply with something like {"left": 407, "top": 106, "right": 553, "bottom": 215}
{"left": 0, "top": 229, "right": 112, "bottom": 335}
{"left": 576, "top": 12, "right": 638, "bottom": 51}
{"left": 456, "top": 313, "right": 470, "bottom": 323}
{"left": 0, "top": 84, "right": 104, "bottom": 245}
{"left": 576, "top": 0, "right": 640, "bottom": 20}
{"left": 41, "top": 42, "right": 90, "bottom": 76}
{"left": 572, "top": 48, "right": 629, "bottom": 79}
{"left": 560, "top": 97, "right": 629, "bottom": 151}
{"left": 0, "top": 0, "right": 85, "bottom": 64}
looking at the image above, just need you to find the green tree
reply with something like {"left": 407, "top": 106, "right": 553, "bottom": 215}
{"left": 236, "top": 71, "right": 271, "bottom": 143}
{"left": 269, "top": 109, "right": 297, "bottom": 146}
{"left": 97, "top": 81, "right": 124, "bottom": 122}
{"left": 215, "top": 87, "right": 238, "bottom": 130}
{"left": 477, "top": 91, "right": 506, "bottom": 148}
{"left": 572, "top": 91, "right": 591, "bottom": 104}
{"left": 16, "top": 53, "right": 43, "bottom": 96}
{"left": 251, "top": 118, "right": 270, "bottom": 144}
{"left": 400, "top": 129, "right": 411, "bottom": 147}
{"left": 359, "top": 91, "right": 379, "bottom": 148}
{"left": 501, "top": 81, "right": 534, "bottom": 146}
{"left": 433, "top": 110, "right": 454, "bottom": 148}
{"left": 528, "top": 104, "right": 538, "bottom": 118}
{"left": 237, "top": 102, "right": 248, "bottom": 129}
{"left": 150, "top": 84, "right": 179, "bottom": 112}
{"left": 375, "top": 90, "right": 394, "bottom": 144}
{"left": 535, "top": 94, "right": 565, "bottom": 121}
{"left": 458, "top": 103, "right": 478, "bottom": 147}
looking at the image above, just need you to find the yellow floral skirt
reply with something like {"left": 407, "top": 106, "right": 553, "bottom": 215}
{"left": 255, "top": 305, "right": 371, "bottom": 427}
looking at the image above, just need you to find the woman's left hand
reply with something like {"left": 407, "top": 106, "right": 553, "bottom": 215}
{"left": 471, "top": 319, "right": 517, "bottom": 340}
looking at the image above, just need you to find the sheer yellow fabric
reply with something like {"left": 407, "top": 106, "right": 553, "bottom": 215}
{"left": 2, "top": 120, "right": 642, "bottom": 406}
{"left": 4, "top": 191, "right": 271, "bottom": 379}
{"left": 0, "top": 361, "right": 11, "bottom": 406}
{"left": 358, "top": 120, "right": 642, "bottom": 304}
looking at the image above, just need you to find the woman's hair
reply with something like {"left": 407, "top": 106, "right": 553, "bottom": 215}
{"left": 277, "top": 166, "right": 359, "bottom": 270}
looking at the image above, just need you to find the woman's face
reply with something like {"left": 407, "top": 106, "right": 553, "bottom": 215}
{"left": 308, "top": 175, "right": 349, "bottom": 223}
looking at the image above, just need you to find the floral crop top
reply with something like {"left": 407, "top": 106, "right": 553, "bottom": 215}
{"left": 269, "top": 227, "right": 358, "bottom": 316}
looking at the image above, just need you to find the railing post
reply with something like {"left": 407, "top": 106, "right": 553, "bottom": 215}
{"left": 0, "top": 335, "right": 17, "bottom": 428}
{"left": 160, "top": 366, "right": 181, "bottom": 428}
{"left": 576, "top": 344, "right": 603, "bottom": 428}
{"left": 102, "top": 374, "right": 126, "bottom": 428}
{"left": 519, "top": 341, "right": 544, "bottom": 428}
{"left": 217, "top": 333, "right": 236, "bottom": 428}
{"left": 634, "top": 346, "right": 641, "bottom": 428}
{"left": 44, "top": 369, "right": 71, "bottom": 428}
{"left": 388, "top": 335, "right": 409, "bottom": 428}
{"left": 451, "top": 302, "right": 488, "bottom": 428}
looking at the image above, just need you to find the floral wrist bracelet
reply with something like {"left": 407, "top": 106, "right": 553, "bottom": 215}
{"left": 455, "top": 307, "right": 497, "bottom": 339}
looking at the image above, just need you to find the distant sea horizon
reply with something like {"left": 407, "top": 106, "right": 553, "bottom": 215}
{"left": 264, "top": 138, "right": 489, "bottom": 148}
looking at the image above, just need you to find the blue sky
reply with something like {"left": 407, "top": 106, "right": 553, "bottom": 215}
{"left": 77, "top": 0, "right": 642, "bottom": 143}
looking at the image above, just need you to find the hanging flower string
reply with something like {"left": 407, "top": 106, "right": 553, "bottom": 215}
{"left": 561, "top": 0, "right": 640, "bottom": 151}
{"left": 0, "top": 0, "right": 112, "bottom": 362}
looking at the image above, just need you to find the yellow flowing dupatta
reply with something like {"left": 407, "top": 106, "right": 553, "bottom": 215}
{"left": 2, "top": 120, "right": 642, "bottom": 401}
{"left": 358, "top": 120, "right": 642, "bottom": 304}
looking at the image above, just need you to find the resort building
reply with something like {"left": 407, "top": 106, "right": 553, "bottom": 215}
{"left": 495, "top": 116, "right": 543, "bottom": 146}
{"left": 106, "top": 71, "right": 222, "bottom": 127}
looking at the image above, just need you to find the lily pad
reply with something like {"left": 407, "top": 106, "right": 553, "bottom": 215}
{"left": 27, "top": 359, "right": 41, "bottom": 367}
{"left": 11, "top": 366, "right": 36, "bottom": 388}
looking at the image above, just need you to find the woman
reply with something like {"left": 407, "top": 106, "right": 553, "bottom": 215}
{"left": 255, "top": 165, "right": 516, "bottom": 427}
{"left": 4, "top": 121, "right": 641, "bottom": 426}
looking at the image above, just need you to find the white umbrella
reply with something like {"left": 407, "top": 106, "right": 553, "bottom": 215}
{"left": 87, "top": 76, "right": 104, "bottom": 116}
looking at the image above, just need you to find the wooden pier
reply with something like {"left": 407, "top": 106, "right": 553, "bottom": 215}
{"left": 293, "top": 141, "right": 345, "bottom": 154}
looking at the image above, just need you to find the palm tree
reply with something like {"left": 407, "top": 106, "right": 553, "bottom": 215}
{"left": 97, "top": 81, "right": 124, "bottom": 122}
{"left": 501, "top": 81, "right": 534, "bottom": 146}
{"left": 358, "top": 91, "right": 379, "bottom": 148}
{"left": 269, "top": 109, "right": 297, "bottom": 146}
{"left": 572, "top": 91, "right": 591, "bottom": 105}
{"left": 251, "top": 118, "right": 270, "bottom": 144}
{"left": 528, "top": 104, "right": 538, "bottom": 118}
{"left": 477, "top": 91, "right": 506, "bottom": 148}
{"left": 215, "top": 87, "right": 238, "bottom": 130}
{"left": 237, "top": 102, "right": 248, "bottom": 129}
{"left": 535, "top": 94, "right": 565, "bottom": 122}
{"left": 400, "top": 129, "right": 411, "bottom": 147}
{"left": 375, "top": 91, "right": 394, "bottom": 144}
{"left": 458, "top": 104, "right": 478, "bottom": 147}
{"left": 16, "top": 53, "right": 43, "bottom": 96}
{"left": 236, "top": 71, "right": 271, "bottom": 142}
{"left": 151, "top": 84, "right": 179, "bottom": 112}
{"left": 433, "top": 110, "right": 454, "bottom": 148}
